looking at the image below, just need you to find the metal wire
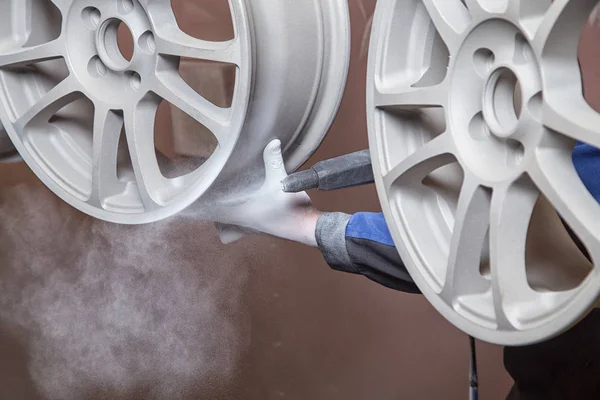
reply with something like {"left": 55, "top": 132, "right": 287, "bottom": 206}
{"left": 469, "top": 336, "right": 479, "bottom": 400}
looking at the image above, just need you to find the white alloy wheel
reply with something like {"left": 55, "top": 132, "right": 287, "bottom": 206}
{"left": 368, "top": 0, "right": 600, "bottom": 345}
{"left": 0, "top": 0, "right": 350, "bottom": 223}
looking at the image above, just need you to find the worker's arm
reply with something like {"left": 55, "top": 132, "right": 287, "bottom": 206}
{"left": 316, "top": 212, "right": 419, "bottom": 293}
{"left": 317, "top": 142, "right": 597, "bottom": 294}
{"left": 213, "top": 140, "right": 418, "bottom": 293}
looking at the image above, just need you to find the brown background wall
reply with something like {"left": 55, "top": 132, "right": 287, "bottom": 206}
{"left": 4, "top": 0, "right": 600, "bottom": 399}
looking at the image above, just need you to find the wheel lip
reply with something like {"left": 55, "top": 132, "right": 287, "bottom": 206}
{"left": 0, "top": 0, "right": 253, "bottom": 225}
{"left": 199, "top": 0, "right": 351, "bottom": 204}
{"left": 282, "top": 0, "right": 351, "bottom": 172}
{"left": 366, "top": 0, "right": 600, "bottom": 346}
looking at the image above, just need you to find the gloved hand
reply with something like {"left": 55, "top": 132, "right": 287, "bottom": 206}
{"left": 212, "top": 140, "right": 321, "bottom": 247}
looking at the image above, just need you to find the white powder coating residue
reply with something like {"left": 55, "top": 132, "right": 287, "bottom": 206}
{"left": 0, "top": 184, "right": 250, "bottom": 399}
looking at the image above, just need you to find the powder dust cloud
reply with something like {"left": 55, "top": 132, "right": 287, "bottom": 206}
{"left": 0, "top": 184, "right": 251, "bottom": 400}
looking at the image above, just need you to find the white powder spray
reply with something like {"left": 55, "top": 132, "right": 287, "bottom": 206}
{"left": 0, "top": 184, "right": 251, "bottom": 399}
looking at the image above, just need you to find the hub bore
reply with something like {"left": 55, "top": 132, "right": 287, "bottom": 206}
{"left": 97, "top": 18, "right": 132, "bottom": 71}
{"left": 483, "top": 67, "right": 521, "bottom": 138}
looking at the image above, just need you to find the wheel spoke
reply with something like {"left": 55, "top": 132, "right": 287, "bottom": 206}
{"left": 489, "top": 176, "right": 540, "bottom": 330}
{"left": 542, "top": 92, "right": 600, "bottom": 149}
{"left": 464, "top": 0, "right": 501, "bottom": 16}
{"left": 531, "top": 0, "right": 568, "bottom": 54}
{"left": 532, "top": 0, "right": 594, "bottom": 56}
{"left": 532, "top": 0, "right": 599, "bottom": 147}
{"left": 441, "top": 173, "right": 492, "bottom": 302}
{"left": 152, "top": 72, "right": 230, "bottom": 144}
{"left": 528, "top": 143, "right": 600, "bottom": 263}
{"left": 90, "top": 106, "right": 125, "bottom": 207}
{"left": 375, "top": 82, "right": 447, "bottom": 110}
{"left": 421, "top": 0, "right": 471, "bottom": 52}
{"left": 506, "top": 0, "right": 551, "bottom": 38}
{"left": 156, "top": 35, "right": 240, "bottom": 65}
{"left": 123, "top": 103, "right": 165, "bottom": 211}
{"left": 464, "top": 0, "right": 483, "bottom": 13}
{"left": 383, "top": 133, "right": 455, "bottom": 189}
{"left": 0, "top": 39, "right": 64, "bottom": 68}
{"left": 507, "top": 0, "right": 551, "bottom": 17}
{"left": 14, "top": 76, "right": 81, "bottom": 130}
{"left": 145, "top": 0, "right": 240, "bottom": 65}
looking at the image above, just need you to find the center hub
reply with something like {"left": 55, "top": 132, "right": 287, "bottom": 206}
{"left": 97, "top": 18, "right": 133, "bottom": 72}
{"left": 449, "top": 19, "right": 542, "bottom": 184}
{"left": 66, "top": 0, "right": 156, "bottom": 104}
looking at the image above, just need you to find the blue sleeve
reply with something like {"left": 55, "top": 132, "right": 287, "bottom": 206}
{"left": 316, "top": 212, "right": 418, "bottom": 293}
{"left": 314, "top": 143, "right": 599, "bottom": 295}
{"left": 345, "top": 212, "right": 395, "bottom": 246}
{"left": 573, "top": 142, "right": 600, "bottom": 202}
{"left": 344, "top": 142, "right": 599, "bottom": 249}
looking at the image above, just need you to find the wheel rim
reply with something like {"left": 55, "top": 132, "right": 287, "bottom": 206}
{"left": 281, "top": 0, "right": 351, "bottom": 171}
{"left": 195, "top": 0, "right": 350, "bottom": 204}
{"left": 368, "top": 0, "right": 600, "bottom": 345}
{"left": 0, "top": 0, "right": 251, "bottom": 224}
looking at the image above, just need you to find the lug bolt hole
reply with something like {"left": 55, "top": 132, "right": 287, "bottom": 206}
{"left": 507, "top": 140, "right": 525, "bottom": 167}
{"left": 469, "top": 112, "right": 490, "bottom": 141}
{"left": 120, "top": 0, "right": 135, "bottom": 13}
{"left": 88, "top": 56, "right": 107, "bottom": 78}
{"left": 473, "top": 48, "right": 495, "bottom": 77}
{"left": 82, "top": 7, "right": 101, "bottom": 30}
{"left": 528, "top": 92, "right": 543, "bottom": 123}
{"left": 138, "top": 31, "right": 156, "bottom": 54}
{"left": 127, "top": 71, "right": 142, "bottom": 90}
{"left": 513, "top": 33, "right": 533, "bottom": 65}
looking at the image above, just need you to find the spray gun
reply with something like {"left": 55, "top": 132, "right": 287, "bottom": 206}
{"left": 216, "top": 148, "right": 375, "bottom": 244}
{"left": 281, "top": 149, "right": 374, "bottom": 193}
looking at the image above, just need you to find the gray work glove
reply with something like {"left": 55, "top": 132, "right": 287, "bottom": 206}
{"left": 211, "top": 140, "right": 320, "bottom": 247}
